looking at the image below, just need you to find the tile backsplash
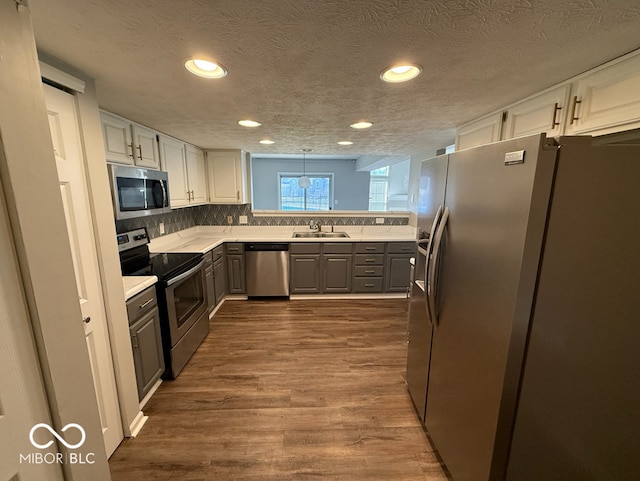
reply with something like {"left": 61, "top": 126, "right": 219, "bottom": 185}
{"left": 116, "top": 204, "right": 409, "bottom": 239}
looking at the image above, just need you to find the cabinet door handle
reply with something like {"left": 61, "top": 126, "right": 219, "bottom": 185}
{"left": 551, "top": 102, "right": 562, "bottom": 129}
{"left": 128, "top": 143, "right": 135, "bottom": 159}
{"left": 132, "top": 334, "right": 138, "bottom": 349}
{"left": 237, "top": 190, "right": 240, "bottom": 201}
{"left": 570, "top": 96, "right": 582, "bottom": 125}
{"left": 138, "top": 299, "right": 154, "bottom": 310}
{"left": 82, "top": 316, "right": 91, "bottom": 324}
{"left": 136, "top": 144, "right": 143, "bottom": 161}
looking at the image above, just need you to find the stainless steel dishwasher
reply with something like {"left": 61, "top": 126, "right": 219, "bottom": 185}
{"left": 245, "top": 243, "right": 290, "bottom": 297}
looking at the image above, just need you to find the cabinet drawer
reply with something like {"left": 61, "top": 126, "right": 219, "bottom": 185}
{"left": 226, "top": 243, "right": 244, "bottom": 254}
{"left": 290, "top": 243, "right": 321, "bottom": 254}
{"left": 356, "top": 243, "right": 385, "bottom": 254}
{"left": 353, "top": 277, "right": 383, "bottom": 292}
{"left": 323, "top": 242, "right": 353, "bottom": 254}
{"left": 204, "top": 251, "right": 213, "bottom": 267}
{"left": 212, "top": 245, "right": 224, "bottom": 261}
{"left": 126, "top": 286, "right": 157, "bottom": 322}
{"left": 355, "top": 254, "right": 385, "bottom": 265}
{"left": 387, "top": 242, "right": 416, "bottom": 254}
{"left": 354, "top": 265, "right": 384, "bottom": 277}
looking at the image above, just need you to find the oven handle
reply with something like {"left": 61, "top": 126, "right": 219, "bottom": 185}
{"left": 166, "top": 259, "right": 205, "bottom": 287}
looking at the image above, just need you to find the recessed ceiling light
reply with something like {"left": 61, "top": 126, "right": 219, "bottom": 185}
{"left": 259, "top": 139, "right": 275, "bottom": 145}
{"left": 337, "top": 141, "right": 354, "bottom": 145}
{"left": 350, "top": 121, "right": 373, "bottom": 129}
{"left": 238, "top": 120, "right": 262, "bottom": 128}
{"left": 380, "top": 64, "right": 422, "bottom": 83}
{"left": 184, "top": 58, "right": 227, "bottom": 79}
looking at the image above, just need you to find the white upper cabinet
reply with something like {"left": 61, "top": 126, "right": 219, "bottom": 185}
{"left": 502, "top": 85, "right": 573, "bottom": 140}
{"left": 158, "top": 134, "right": 189, "bottom": 208}
{"left": 159, "top": 135, "right": 207, "bottom": 208}
{"left": 455, "top": 112, "right": 503, "bottom": 151}
{"left": 206, "top": 150, "right": 250, "bottom": 204}
{"left": 131, "top": 123, "right": 160, "bottom": 169}
{"left": 185, "top": 144, "right": 207, "bottom": 206}
{"left": 100, "top": 111, "right": 160, "bottom": 169}
{"left": 456, "top": 49, "right": 640, "bottom": 147}
{"left": 100, "top": 111, "right": 134, "bottom": 165}
{"left": 565, "top": 52, "right": 640, "bottom": 135}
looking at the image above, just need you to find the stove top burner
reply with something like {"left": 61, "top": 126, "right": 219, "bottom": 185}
{"left": 118, "top": 227, "right": 203, "bottom": 282}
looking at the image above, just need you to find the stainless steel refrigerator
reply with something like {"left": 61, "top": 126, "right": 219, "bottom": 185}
{"left": 406, "top": 133, "right": 640, "bottom": 481}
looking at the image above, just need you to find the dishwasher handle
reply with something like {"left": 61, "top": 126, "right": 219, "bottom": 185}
{"left": 244, "top": 243, "right": 289, "bottom": 251}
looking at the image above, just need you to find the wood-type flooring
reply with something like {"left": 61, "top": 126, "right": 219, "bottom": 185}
{"left": 109, "top": 299, "right": 446, "bottom": 481}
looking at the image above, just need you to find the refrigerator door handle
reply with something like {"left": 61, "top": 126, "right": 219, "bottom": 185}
{"left": 428, "top": 207, "right": 449, "bottom": 325}
{"left": 424, "top": 206, "right": 443, "bottom": 324}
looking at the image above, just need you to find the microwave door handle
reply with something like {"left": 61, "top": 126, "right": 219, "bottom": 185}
{"left": 166, "top": 259, "right": 205, "bottom": 287}
{"left": 161, "top": 179, "right": 168, "bottom": 208}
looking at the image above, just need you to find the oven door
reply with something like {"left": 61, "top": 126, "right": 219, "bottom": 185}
{"left": 164, "top": 260, "right": 207, "bottom": 346}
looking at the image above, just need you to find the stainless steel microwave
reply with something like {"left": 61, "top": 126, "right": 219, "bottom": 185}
{"left": 108, "top": 164, "right": 171, "bottom": 220}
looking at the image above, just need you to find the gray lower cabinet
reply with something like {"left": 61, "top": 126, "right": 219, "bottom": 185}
{"left": 288, "top": 241, "right": 416, "bottom": 295}
{"left": 385, "top": 242, "right": 416, "bottom": 292}
{"left": 322, "top": 243, "right": 353, "bottom": 293}
{"left": 290, "top": 243, "right": 322, "bottom": 294}
{"left": 126, "top": 286, "right": 164, "bottom": 401}
{"left": 213, "top": 245, "right": 226, "bottom": 304}
{"left": 353, "top": 243, "right": 385, "bottom": 293}
{"left": 226, "top": 243, "right": 246, "bottom": 294}
{"left": 204, "top": 251, "right": 215, "bottom": 314}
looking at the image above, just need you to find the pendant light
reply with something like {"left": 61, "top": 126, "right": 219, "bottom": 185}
{"left": 298, "top": 150, "right": 311, "bottom": 188}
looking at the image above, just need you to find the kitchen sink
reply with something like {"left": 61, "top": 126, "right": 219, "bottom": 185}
{"left": 292, "top": 231, "right": 350, "bottom": 238}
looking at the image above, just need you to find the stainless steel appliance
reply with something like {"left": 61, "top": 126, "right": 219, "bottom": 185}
{"left": 118, "top": 228, "right": 209, "bottom": 378}
{"left": 407, "top": 134, "right": 640, "bottom": 481}
{"left": 245, "top": 243, "right": 290, "bottom": 297}
{"left": 108, "top": 164, "right": 170, "bottom": 220}
{"left": 406, "top": 154, "right": 448, "bottom": 422}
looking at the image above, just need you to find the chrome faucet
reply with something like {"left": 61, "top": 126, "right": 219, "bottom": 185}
{"left": 309, "top": 219, "right": 319, "bottom": 231}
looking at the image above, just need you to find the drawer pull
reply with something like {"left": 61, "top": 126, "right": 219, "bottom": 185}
{"left": 365, "top": 283, "right": 374, "bottom": 287}
{"left": 365, "top": 259, "right": 375, "bottom": 263}
{"left": 365, "top": 270, "right": 375, "bottom": 274}
{"left": 138, "top": 299, "right": 154, "bottom": 310}
{"left": 365, "top": 247, "right": 376, "bottom": 251}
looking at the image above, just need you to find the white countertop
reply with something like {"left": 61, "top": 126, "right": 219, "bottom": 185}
{"left": 148, "top": 225, "right": 417, "bottom": 254}
{"left": 122, "top": 275, "right": 158, "bottom": 300}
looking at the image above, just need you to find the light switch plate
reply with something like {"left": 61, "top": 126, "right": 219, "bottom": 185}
{"left": 159, "top": 222, "right": 165, "bottom": 234}
{"left": 227, "top": 216, "right": 233, "bottom": 224}
{"left": 239, "top": 215, "right": 248, "bottom": 224}
{"left": 375, "top": 217, "right": 384, "bottom": 224}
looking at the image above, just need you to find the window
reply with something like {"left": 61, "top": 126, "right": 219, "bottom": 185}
{"left": 279, "top": 174, "right": 333, "bottom": 211}
{"left": 369, "top": 167, "right": 389, "bottom": 211}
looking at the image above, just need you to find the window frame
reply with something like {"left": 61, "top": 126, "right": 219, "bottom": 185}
{"left": 277, "top": 172, "right": 335, "bottom": 211}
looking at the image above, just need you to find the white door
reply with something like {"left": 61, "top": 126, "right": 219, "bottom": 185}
{"left": 0, "top": 174, "right": 64, "bottom": 481}
{"left": 44, "top": 84, "right": 123, "bottom": 457}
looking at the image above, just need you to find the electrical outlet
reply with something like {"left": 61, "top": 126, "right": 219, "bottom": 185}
{"left": 159, "top": 222, "right": 165, "bottom": 234}
{"left": 227, "top": 216, "right": 233, "bottom": 224}
{"left": 375, "top": 217, "right": 384, "bottom": 224}
{"left": 239, "top": 215, "right": 248, "bottom": 224}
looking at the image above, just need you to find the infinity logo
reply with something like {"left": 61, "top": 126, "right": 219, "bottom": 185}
{"left": 29, "top": 423, "right": 86, "bottom": 450}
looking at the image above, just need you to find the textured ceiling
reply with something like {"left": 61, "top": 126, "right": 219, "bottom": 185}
{"left": 30, "top": 0, "right": 640, "bottom": 159}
